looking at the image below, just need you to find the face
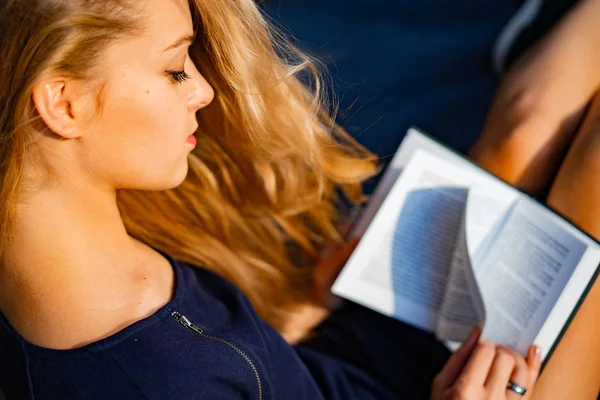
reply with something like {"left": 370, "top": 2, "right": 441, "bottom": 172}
{"left": 71, "top": 0, "right": 214, "bottom": 191}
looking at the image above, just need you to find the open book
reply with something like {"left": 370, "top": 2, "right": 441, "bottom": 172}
{"left": 332, "top": 128, "right": 600, "bottom": 364}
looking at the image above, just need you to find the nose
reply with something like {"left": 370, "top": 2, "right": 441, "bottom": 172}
{"left": 186, "top": 63, "right": 214, "bottom": 112}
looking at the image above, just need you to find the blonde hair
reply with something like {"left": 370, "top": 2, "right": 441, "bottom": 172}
{"left": 0, "top": 0, "right": 376, "bottom": 330}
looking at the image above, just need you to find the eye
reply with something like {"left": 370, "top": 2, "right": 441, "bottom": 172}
{"left": 167, "top": 70, "right": 191, "bottom": 84}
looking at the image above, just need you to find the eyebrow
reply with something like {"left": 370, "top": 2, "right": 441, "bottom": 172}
{"left": 162, "top": 34, "right": 195, "bottom": 52}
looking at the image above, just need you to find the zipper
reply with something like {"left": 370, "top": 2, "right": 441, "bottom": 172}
{"left": 171, "top": 311, "right": 264, "bottom": 400}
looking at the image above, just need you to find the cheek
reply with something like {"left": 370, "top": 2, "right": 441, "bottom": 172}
{"left": 87, "top": 78, "right": 191, "bottom": 188}
{"left": 121, "top": 79, "right": 184, "bottom": 134}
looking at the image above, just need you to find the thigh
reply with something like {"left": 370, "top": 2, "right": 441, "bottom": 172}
{"left": 532, "top": 281, "right": 600, "bottom": 399}
{"left": 547, "top": 94, "right": 600, "bottom": 237}
{"left": 540, "top": 93, "right": 600, "bottom": 399}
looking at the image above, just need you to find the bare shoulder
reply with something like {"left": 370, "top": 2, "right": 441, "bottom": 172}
{"left": 0, "top": 253, "right": 174, "bottom": 350}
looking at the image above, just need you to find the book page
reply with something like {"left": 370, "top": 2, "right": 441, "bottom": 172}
{"left": 436, "top": 188, "right": 518, "bottom": 343}
{"left": 333, "top": 148, "right": 520, "bottom": 332}
{"left": 381, "top": 182, "right": 468, "bottom": 331}
{"left": 436, "top": 216, "right": 484, "bottom": 342}
{"left": 333, "top": 150, "right": 472, "bottom": 331}
{"left": 533, "top": 229, "right": 600, "bottom": 361}
{"left": 476, "top": 198, "right": 589, "bottom": 355}
{"left": 349, "top": 128, "right": 482, "bottom": 238}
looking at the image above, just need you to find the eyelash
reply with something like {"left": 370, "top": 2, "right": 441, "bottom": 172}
{"left": 167, "top": 70, "right": 191, "bottom": 84}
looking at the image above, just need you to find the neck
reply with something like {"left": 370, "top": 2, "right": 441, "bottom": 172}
{"left": 9, "top": 178, "right": 137, "bottom": 270}
{"left": 0, "top": 174, "right": 175, "bottom": 349}
{"left": 0, "top": 173, "right": 153, "bottom": 317}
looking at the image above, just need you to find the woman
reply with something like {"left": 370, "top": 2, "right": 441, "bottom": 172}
{"left": 0, "top": 0, "right": 573, "bottom": 398}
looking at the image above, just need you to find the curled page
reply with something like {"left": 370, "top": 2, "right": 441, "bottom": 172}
{"left": 333, "top": 150, "right": 475, "bottom": 332}
{"left": 435, "top": 212, "right": 485, "bottom": 343}
{"left": 436, "top": 187, "right": 517, "bottom": 343}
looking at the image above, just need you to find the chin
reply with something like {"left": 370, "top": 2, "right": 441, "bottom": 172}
{"left": 164, "top": 160, "right": 190, "bottom": 189}
{"left": 135, "top": 158, "right": 190, "bottom": 191}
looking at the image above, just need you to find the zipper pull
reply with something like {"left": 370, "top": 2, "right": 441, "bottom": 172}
{"left": 172, "top": 311, "right": 204, "bottom": 334}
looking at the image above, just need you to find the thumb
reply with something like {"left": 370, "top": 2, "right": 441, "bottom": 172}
{"left": 319, "top": 238, "right": 359, "bottom": 280}
{"left": 433, "top": 326, "right": 481, "bottom": 391}
{"left": 312, "top": 238, "right": 360, "bottom": 306}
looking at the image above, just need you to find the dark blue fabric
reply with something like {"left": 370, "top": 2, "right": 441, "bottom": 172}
{"left": 505, "top": 0, "right": 579, "bottom": 68}
{"left": 0, "top": 256, "right": 449, "bottom": 400}
{"left": 263, "top": 0, "right": 523, "bottom": 160}
{"left": 297, "top": 301, "right": 450, "bottom": 399}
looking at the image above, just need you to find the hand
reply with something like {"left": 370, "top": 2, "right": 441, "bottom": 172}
{"left": 281, "top": 238, "right": 359, "bottom": 344}
{"left": 471, "top": 0, "right": 600, "bottom": 196}
{"left": 431, "top": 327, "right": 542, "bottom": 400}
{"left": 310, "top": 237, "right": 359, "bottom": 309}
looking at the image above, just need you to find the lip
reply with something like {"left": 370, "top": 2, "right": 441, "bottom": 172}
{"left": 186, "top": 125, "right": 198, "bottom": 147}
{"left": 186, "top": 134, "right": 197, "bottom": 147}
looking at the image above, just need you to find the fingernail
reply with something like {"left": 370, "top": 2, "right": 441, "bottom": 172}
{"left": 496, "top": 345, "right": 508, "bottom": 353}
{"left": 534, "top": 345, "right": 542, "bottom": 361}
{"left": 465, "top": 326, "right": 480, "bottom": 346}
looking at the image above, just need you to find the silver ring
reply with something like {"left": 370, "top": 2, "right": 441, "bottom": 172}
{"left": 506, "top": 381, "right": 527, "bottom": 396}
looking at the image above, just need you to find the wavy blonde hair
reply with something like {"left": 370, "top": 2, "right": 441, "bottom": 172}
{"left": 0, "top": 0, "right": 376, "bottom": 330}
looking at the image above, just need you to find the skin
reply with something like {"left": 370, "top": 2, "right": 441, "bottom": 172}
{"left": 470, "top": 0, "right": 600, "bottom": 198}
{"left": 0, "top": 0, "right": 213, "bottom": 350}
{"left": 432, "top": 328, "right": 541, "bottom": 400}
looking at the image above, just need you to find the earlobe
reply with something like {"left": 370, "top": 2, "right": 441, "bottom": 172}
{"left": 32, "top": 79, "right": 81, "bottom": 139}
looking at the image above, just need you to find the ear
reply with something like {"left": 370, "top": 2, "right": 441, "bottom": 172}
{"left": 32, "top": 77, "right": 88, "bottom": 139}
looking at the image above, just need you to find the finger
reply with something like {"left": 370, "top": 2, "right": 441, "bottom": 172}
{"left": 493, "top": 346, "right": 529, "bottom": 399}
{"left": 338, "top": 206, "right": 363, "bottom": 237}
{"left": 433, "top": 326, "right": 481, "bottom": 390}
{"left": 337, "top": 221, "right": 355, "bottom": 238}
{"left": 526, "top": 345, "right": 542, "bottom": 387}
{"left": 312, "top": 239, "right": 360, "bottom": 305}
{"left": 485, "top": 346, "right": 517, "bottom": 392}
{"left": 317, "top": 238, "right": 359, "bottom": 268}
{"left": 346, "top": 237, "right": 360, "bottom": 253}
{"left": 455, "top": 339, "right": 496, "bottom": 387}
{"left": 316, "top": 239, "right": 360, "bottom": 286}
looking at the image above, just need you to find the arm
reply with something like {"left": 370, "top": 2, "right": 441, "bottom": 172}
{"left": 470, "top": 0, "right": 600, "bottom": 197}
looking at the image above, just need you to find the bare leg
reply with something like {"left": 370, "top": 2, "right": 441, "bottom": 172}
{"left": 532, "top": 93, "right": 600, "bottom": 399}
{"left": 546, "top": 94, "right": 600, "bottom": 236}
{"left": 469, "top": 89, "right": 585, "bottom": 198}
{"left": 470, "top": 0, "right": 600, "bottom": 198}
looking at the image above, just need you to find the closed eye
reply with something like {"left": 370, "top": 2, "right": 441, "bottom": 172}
{"left": 167, "top": 70, "right": 191, "bottom": 84}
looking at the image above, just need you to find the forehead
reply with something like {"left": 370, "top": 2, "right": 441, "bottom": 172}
{"left": 142, "top": 0, "right": 194, "bottom": 50}
{"left": 100, "top": 0, "right": 195, "bottom": 74}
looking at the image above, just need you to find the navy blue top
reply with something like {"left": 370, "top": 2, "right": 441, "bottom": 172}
{"left": 0, "top": 259, "right": 447, "bottom": 400}
{"left": 0, "top": 256, "right": 450, "bottom": 400}
{"left": 0, "top": 256, "right": 323, "bottom": 399}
